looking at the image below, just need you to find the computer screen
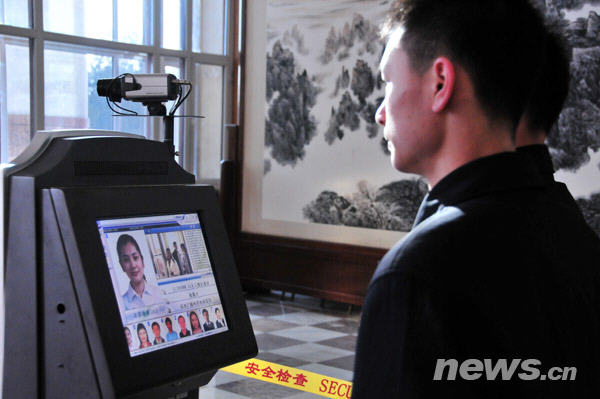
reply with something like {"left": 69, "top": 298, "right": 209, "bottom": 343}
{"left": 97, "top": 213, "right": 228, "bottom": 357}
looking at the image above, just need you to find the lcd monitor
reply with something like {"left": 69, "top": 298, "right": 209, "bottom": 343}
{"left": 97, "top": 213, "right": 229, "bottom": 357}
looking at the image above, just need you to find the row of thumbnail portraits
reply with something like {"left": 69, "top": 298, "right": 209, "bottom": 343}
{"left": 124, "top": 307, "right": 228, "bottom": 351}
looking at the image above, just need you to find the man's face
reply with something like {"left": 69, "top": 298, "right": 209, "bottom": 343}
{"left": 119, "top": 242, "right": 145, "bottom": 286}
{"left": 152, "top": 324, "right": 161, "bottom": 338}
{"left": 376, "top": 28, "right": 441, "bottom": 174}
{"left": 178, "top": 317, "right": 186, "bottom": 330}
{"left": 216, "top": 310, "right": 222, "bottom": 320}
{"left": 166, "top": 320, "right": 173, "bottom": 332}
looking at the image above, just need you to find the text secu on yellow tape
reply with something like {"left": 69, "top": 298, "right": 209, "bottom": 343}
{"left": 221, "top": 358, "right": 353, "bottom": 398}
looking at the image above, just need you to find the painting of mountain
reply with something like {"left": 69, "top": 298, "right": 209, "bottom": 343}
{"left": 303, "top": 179, "right": 428, "bottom": 231}
{"left": 537, "top": 0, "right": 600, "bottom": 236}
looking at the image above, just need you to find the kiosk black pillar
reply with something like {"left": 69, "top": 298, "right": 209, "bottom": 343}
{"left": 3, "top": 131, "right": 257, "bottom": 398}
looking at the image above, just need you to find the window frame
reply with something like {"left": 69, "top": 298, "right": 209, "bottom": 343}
{"left": 0, "top": 0, "right": 235, "bottom": 181}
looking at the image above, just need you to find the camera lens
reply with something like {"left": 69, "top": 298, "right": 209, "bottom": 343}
{"left": 97, "top": 78, "right": 122, "bottom": 102}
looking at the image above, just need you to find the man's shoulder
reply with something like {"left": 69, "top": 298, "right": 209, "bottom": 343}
{"left": 373, "top": 209, "right": 460, "bottom": 281}
{"left": 371, "top": 201, "right": 520, "bottom": 284}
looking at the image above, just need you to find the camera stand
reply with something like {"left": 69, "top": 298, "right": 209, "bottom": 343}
{"left": 143, "top": 102, "right": 176, "bottom": 157}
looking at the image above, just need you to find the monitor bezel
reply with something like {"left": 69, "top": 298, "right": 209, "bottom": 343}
{"left": 53, "top": 185, "right": 256, "bottom": 397}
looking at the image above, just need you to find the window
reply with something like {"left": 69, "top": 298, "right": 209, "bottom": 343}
{"left": 0, "top": 35, "right": 29, "bottom": 161}
{"left": 0, "top": 0, "right": 29, "bottom": 29}
{"left": 44, "top": 43, "right": 150, "bottom": 135}
{"left": 192, "top": 0, "right": 226, "bottom": 55}
{"left": 193, "top": 63, "right": 223, "bottom": 180}
{"left": 0, "top": 0, "right": 234, "bottom": 184}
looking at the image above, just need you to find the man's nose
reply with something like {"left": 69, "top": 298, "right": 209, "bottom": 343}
{"left": 375, "top": 103, "right": 385, "bottom": 126}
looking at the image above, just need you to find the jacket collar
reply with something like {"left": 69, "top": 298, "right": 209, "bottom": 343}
{"left": 412, "top": 151, "right": 545, "bottom": 227}
{"left": 516, "top": 144, "right": 555, "bottom": 182}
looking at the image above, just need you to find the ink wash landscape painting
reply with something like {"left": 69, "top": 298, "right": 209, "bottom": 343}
{"left": 261, "top": 0, "right": 428, "bottom": 236}
{"left": 538, "top": 0, "right": 600, "bottom": 236}
{"left": 242, "top": 0, "right": 600, "bottom": 248}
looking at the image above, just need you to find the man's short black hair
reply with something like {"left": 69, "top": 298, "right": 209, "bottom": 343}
{"left": 385, "top": 0, "right": 547, "bottom": 130}
{"left": 524, "top": 30, "right": 570, "bottom": 133}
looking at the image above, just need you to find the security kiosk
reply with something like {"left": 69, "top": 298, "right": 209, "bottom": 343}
{"left": 2, "top": 130, "right": 257, "bottom": 398}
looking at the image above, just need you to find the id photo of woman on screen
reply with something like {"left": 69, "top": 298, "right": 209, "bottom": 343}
{"left": 137, "top": 323, "right": 152, "bottom": 349}
{"left": 189, "top": 311, "right": 203, "bottom": 335}
{"left": 124, "top": 326, "right": 136, "bottom": 350}
{"left": 116, "top": 234, "right": 165, "bottom": 310}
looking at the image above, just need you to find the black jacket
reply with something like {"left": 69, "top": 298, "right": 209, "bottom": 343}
{"left": 516, "top": 144, "right": 587, "bottom": 221}
{"left": 353, "top": 152, "right": 600, "bottom": 398}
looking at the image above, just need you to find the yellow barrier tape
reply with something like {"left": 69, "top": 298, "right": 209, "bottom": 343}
{"left": 221, "top": 358, "right": 353, "bottom": 398}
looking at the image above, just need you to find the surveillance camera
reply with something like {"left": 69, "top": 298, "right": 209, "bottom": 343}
{"left": 97, "top": 74, "right": 180, "bottom": 103}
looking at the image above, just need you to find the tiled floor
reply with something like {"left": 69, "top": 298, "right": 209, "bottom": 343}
{"left": 198, "top": 291, "right": 361, "bottom": 398}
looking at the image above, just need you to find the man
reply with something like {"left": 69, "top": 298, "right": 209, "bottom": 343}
{"left": 202, "top": 309, "right": 215, "bottom": 331}
{"left": 165, "top": 248, "right": 180, "bottom": 277}
{"left": 215, "top": 308, "right": 226, "bottom": 329}
{"left": 151, "top": 322, "right": 165, "bottom": 345}
{"left": 165, "top": 317, "right": 178, "bottom": 342}
{"left": 172, "top": 241, "right": 182, "bottom": 272}
{"left": 180, "top": 243, "right": 193, "bottom": 274}
{"left": 353, "top": 1, "right": 600, "bottom": 397}
{"left": 117, "top": 234, "right": 164, "bottom": 310}
{"left": 178, "top": 315, "right": 191, "bottom": 338}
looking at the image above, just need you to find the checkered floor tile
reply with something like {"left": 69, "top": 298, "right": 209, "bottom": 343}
{"left": 198, "top": 291, "right": 361, "bottom": 398}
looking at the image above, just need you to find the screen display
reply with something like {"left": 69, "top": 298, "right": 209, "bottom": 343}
{"left": 97, "top": 213, "right": 228, "bottom": 357}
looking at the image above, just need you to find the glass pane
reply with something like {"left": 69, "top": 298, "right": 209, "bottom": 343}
{"left": 44, "top": 0, "right": 113, "bottom": 40}
{"left": 44, "top": 0, "right": 152, "bottom": 44}
{"left": 192, "top": 0, "right": 226, "bottom": 55}
{"left": 162, "top": 0, "right": 184, "bottom": 50}
{"left": 0, "top": 0, "right": 30, "bottom": 28}
{"left": 0, "top": 36, "right": 30, "bottom": 162}
{"left": 118, "top": 0, "right": 152, "bottom": 45}
{"left": 44, "top": 43, "right": 149, "bottom": 137}
{"left": 193, "top": 64, "right": 223, "bottom": 179}
{"left": 160, "top": 56, "right": 184, "bottom": 158}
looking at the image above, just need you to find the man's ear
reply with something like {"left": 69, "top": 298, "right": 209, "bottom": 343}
{"left": 431, "top": 57, "right": 455, "bottom": 113}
